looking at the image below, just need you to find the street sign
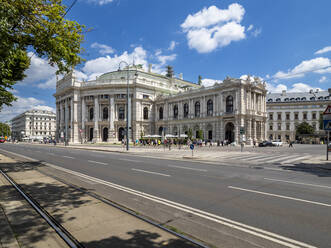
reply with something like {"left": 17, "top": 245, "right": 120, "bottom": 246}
{"left": 190, "top": 144, "right": 194, "bottom": 150}
{"left": 323, "top": 105, "right": 331, "bottom": 131}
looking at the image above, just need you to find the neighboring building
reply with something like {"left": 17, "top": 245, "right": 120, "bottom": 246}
{"left": 266, "top": 89, "right": 331, "bottom": 142}
{"left": 11, "top": 109, "right": 56, "bottom": 141}
{"left": 54, "top": 68, "right": 267, "bottom": 144}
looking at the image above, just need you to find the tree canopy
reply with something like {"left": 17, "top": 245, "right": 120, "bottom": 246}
{"left": 296, "top": 122, "right": 315, "bottom": 135}
{"left": 0, "top": 122, "right": 11, "bottom": 137}
{"left": 0, "top": 0, "right": 85, "bottom": 109}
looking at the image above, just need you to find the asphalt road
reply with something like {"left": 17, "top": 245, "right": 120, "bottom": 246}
{"left": 1, "top": 143, "right": 331, "bottom": 248}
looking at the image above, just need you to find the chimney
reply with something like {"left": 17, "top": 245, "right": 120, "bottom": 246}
{"left": 179, "top": 73, "right": 183, "bottom": 79}
{"left": 309, "top": 89, "right": 313, "bottom": 94}
{"left": 281, "top": 90, "right": 286, "bottom": 96}
{"left": 315, "top": 88, "right": 319, "bottom": 93}
{"left": 148, "top": 64, "right": 152, "bottom": 73}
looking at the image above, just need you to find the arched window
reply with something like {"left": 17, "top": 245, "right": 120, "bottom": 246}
{"left": 118, "top": 107, "right": 125, "bottom": 120}
{"left": 143, "top": 107, "right": 149, "bottom": 120}
{"left": 268, "top": 99, "right": 273, "bottom": 102}
{"left": 103, "top": 107, "right": 108, "bottom": 120}
{"left": 159, "top": 107, "right": 163, "bottom": 120}
{"left": 89, "top": 108, "right": 94, "bottom": 121}
{"left": 207, "top": 99, "right": 213, "bottom": 116}
{"left": 183, "top": 103, "right": 189, "bottom": 118}
{"left": 173, "top": 105, "right": 178, "bottom": 119}
{"left": 226, "top": 96, "right": 233, "bottom": 113}
{"left": 195, "top": 101, "right": 200, "bottom": 117}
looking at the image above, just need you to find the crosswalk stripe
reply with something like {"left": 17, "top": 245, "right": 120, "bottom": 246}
{"left": 266, "top": 155, "right": 302, "bottom": 163}
{"left": 281, "top": 155, "right": 311, "bottom": 164}
{"left": 244, "top": 154, "right": 283, "bottom": 162}
{"left": 253, "top": 154, "right": 298, "bottom": 163}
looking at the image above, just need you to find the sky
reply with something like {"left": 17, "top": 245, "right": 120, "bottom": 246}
{"left": 2, "top": 0, "right": 331, "bottom": 122}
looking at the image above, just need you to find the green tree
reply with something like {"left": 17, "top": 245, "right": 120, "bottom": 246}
{"left": 0, "top": 0, "right": 86, "bottom": 109}
{"left": 0, "top": 122, "right": 11, "bottom": 137}
{"left": 198, "top": 75, "right": 202, "bottom": 85}
{"left": 296, "top": 122, "right": 315, "bottom": 135}
{"left": 196, "top": 129, "right": 204, "bottom": 139}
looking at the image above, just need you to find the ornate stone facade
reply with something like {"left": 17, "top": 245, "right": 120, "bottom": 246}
{"left": 54, "top": 68, "right": 267, "bottom": 144}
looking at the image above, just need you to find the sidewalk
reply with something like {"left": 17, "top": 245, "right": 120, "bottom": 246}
{"left": 0, "top": 153, "right": 201, "bottom": 248}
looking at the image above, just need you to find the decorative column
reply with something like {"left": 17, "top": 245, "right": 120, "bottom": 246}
{"left": 72, "top": 95, "right": 79, "bottom": 143}
{"left": 108, "top": 96, "right": 116, "bottom": 142}
{"left": 252, "top": 120, "right": 256, "bottom": 141}
{"left": 93, "top": 95, "right": 100, "bottom": 142}
{"left": 247, "top": 119, "right": 252, "bottom": 145}
{"left": 81, "top": 97, "right": 86, "bottom": 142}
{"left": 65, "top": 99, "right": 69, "bottom": 143}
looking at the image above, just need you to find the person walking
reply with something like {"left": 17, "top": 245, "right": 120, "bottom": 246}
{"left": 289, "top": 140, "right": 294, "bottom": 148}
{"left": 253, "top": 139, "right": 256, "bottom": 148}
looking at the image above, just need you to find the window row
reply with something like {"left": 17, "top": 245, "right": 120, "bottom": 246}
{"left": 158, "top": 96, "right": 234, "bottom": 120}
{"left": 268, "top": 96, "right": 329, "bottom": 102}
{"left": 269, "top": 112, "right": 319, "bottom": 121}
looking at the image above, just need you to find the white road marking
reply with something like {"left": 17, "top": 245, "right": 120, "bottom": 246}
{"left": 131, "top": 168, "right": 170, "bottom": 177}
{"left": 228, "top": 186, "right": 331, "bottom": 207}
{"left": 62, "top": 156, "right": 74, "bottom": 159}
{"left": 0, "top": 148, "right": 318, "bottom": 248}
{"left": 88, "top": 160, "right": 108, "bottom": 165}
{"left": 264, "top": 178, "right": 331, "bottom": 189}
{"left": 168, "top": 165, "right": 207, "bottom": 172}
{"left": 281, "top": 155, "right": 311, "bottom": 164}
{"left": 266, "top": 155, "right": 300, "bottom": 163}
{"left": 120, "top": 158, "right": 140, "bottom": 162}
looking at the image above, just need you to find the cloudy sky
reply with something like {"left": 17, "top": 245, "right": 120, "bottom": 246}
{"left": 2, "top": 0, "right": 331, "bottom": 122}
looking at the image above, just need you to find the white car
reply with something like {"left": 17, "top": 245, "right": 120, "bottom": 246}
{"left": 271, "top": 140, "right": 283, "bottom": 146}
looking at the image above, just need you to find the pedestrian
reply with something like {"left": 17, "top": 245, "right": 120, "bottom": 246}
{"left": 253, "top": 139, "right": 256, "bottom": 148}
{"left": 289, "top": 140, "right": 294, "bottom": 148}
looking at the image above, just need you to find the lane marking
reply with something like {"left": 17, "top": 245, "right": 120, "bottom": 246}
{"left": 131, "top": 168, "right": 170, "bottom": 177}
{"left": 264, "top": 178, "right": 331, "bottom": 189}
{"left": 0, "top": 148, "right": 318, "bottom": 248}
{"left": 88, "top": 160, "right": 108, "bottom": 165}
{"left": 168, "top": 165, "right": 207, "bottom": 172}
{"left": 228, "top": 186, "right": 331, "bottom": 207}
{"left": 266, "top": 155, "right": 300, "bottom": 163}
{"left": 120, "top": 158, "right": 140, "bottom": 162}
{"left": 62, "top": 156, "right": 74, "bottom": 159}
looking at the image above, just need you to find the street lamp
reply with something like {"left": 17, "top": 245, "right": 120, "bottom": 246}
{"left": 118, "top": 61, "right": 131, "bottom": 151}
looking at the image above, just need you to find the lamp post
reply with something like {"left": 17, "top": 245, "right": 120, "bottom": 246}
{"left": 119, "top": 61, "right": 131, "bottom": 151}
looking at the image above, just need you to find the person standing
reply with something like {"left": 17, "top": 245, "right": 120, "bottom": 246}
{"left": 289, "top": 140, "right": 294, "bottom": 148}
{"left": 253, "top": 139, "right": 256, "bottom": 148}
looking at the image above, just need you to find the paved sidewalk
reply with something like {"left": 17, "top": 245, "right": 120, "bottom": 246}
{"left": 0, "top": 153, "right": 201, "bottom": 248}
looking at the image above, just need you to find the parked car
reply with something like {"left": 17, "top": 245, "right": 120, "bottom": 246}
{"left": 258, "top": 141, "right": 276, "bottom": 147}
{"left": 271, "top": 140, "right": 283, "bottom": 146}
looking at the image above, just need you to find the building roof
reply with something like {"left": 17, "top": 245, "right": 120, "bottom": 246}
{"left": 267, "top": 89, "right": 330, "bottom": 103}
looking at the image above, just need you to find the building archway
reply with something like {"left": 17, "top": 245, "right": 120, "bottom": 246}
{"left": 118, "top": 127, "right": 125, "bottom": 141}
{"left": 89, "top": 127, "right": 93, "bottom": 141}
{"left": 103, "top": 127, "right": 108, "bottom": 142}
{"left": 158, "top": 126, "right": 163, "bottom": 136}
{"left": 225, "top": 122, "right": 235, "bottom": 143}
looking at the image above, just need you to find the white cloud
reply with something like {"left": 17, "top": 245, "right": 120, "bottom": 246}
{"left": 201, "top": 78, "right": 222, "bottom": 87}
{"left": 37, "top": 76, "right": 57, "bottom": 89}
{"left": 240, "top": 74, "right": 264, "bottom": 82}
{"left": 273, "top": 57, "right": 331, "bottom": 80}
{"left": 319, "top": 76, "right": 327, "bottom": 83}
{"left": 181, "top": 4, "right": 246, "bottom": 53}
{"left": 87, "top": 0, "right": 114, "bottom": 5}
{"left": 168, "top": 41, "right": 178, "bottom": 51}
{"left": 156, "top": 54, "right": 177, "bottom": 66}
{"left": 315, "top": 46, "right": 331, "bottom": 55}
{"left": 0, "top": 96, "right": 54, "bottom": 122}
{"left": 252, "top": 28, "right": 261, "bottom": 37}
{"left": 266, "top": 83, "right": 287, "bottom": 93}
{"left": 247, "top": 24, "right": 253, "bottom": 31}
{"left": 21, "top": 52, "right": 57, "bottom": 85}
{"left": 266, "top": 82, "right": 322, "bottom": 93}
{"left": 91, "top": 42, "right": 114, "bottom": 55}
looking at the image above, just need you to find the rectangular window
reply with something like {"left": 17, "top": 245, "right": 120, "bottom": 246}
{"left": 269, "top": 114, "right": 273, "bottom": 120}
{"left": 303, "top": 113, "right": 307, "bottom": 120}
{"left": 295, "top": 113, "right": 298, "bottom": 120}
{"left": 278, "top": 123, "right": 281, "bottom": 130}
{"left": 278, "top": 113, "right": 281, "bottom": 120}
{"left": 312, "top": 113, "right": 316, "bottom": 119}
{"left": 286, "top": 113, "right": 290, "bottom": 120}
{"left": 286, "top": 124, "right": 290, "bottom": 130}
{"left": 269, "top": 125, "right": 273, "bottom": 130}
{"left": 143, "top": 94, "right": 149, "bottom": 99}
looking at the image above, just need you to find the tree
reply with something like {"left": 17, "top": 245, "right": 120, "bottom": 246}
{"left": 198, "top": 75, "right": 202, "bottom": 85}
{"left": 196, "top": 129, "right": 204, "bottom": 139}
{"left": 187, "top": 128, "right": 193, "bottom": 140}
{"left": 0, "top": 0, "right": 86, "bottom": 109}
{"left": 296, "top": 122, "right": 315, "bottom": 135}
{"left": 0, "top": 122, "right": 11, "bottom": 137}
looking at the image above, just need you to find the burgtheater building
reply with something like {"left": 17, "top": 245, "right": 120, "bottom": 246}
{"left": 54, "top": 67, "right": 267, "bottom": 144}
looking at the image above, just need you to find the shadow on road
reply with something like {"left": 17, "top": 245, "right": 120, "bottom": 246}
{"left": 280, "top": 162, "right": 331, "bottom": 177}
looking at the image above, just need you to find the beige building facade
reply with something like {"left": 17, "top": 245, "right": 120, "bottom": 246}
{"left": 266, "top": 89, "right": 331, "bottom": 141}
{"left": 54, "top": 68, "right": 267, "bottom": 144}
{"left": 11, "top": 109, "right": 56, "bottom": 141}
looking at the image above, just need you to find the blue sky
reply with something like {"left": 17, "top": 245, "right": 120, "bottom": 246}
{"left": 2, "top": 0, "right": 331, "bottom": 121}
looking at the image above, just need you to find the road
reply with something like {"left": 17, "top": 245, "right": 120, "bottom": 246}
{"left": 1, "top": 143, "right": 331, "bottom": 248}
